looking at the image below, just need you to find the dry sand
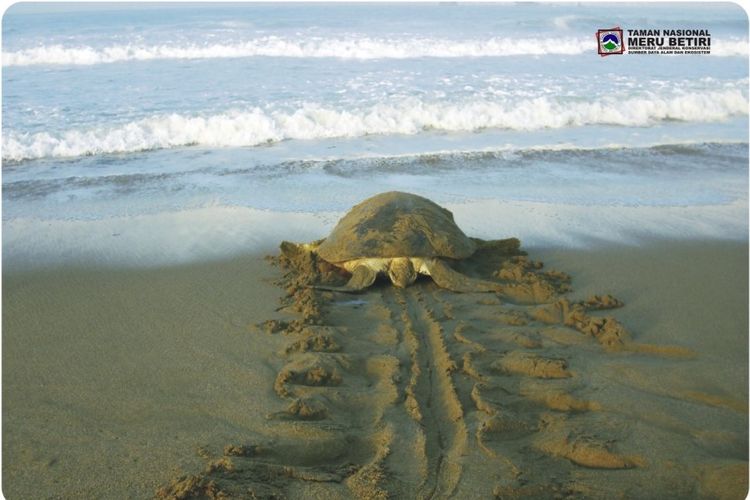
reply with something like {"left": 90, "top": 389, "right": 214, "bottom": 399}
{"left": 2, "top": 240, "right": 748, "bottom": 499}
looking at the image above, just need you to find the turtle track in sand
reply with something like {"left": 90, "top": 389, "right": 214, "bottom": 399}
{"left": 155, "top": 240, "right": 748, "bottom": 499}
{"left": 383, "top": 286, "right": 468, "bottom": 499}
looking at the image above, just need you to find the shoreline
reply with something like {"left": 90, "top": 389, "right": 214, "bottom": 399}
{"left": 3, "top": 237, "right": 748, "bottom": 498}
{"left": 3, "top": 200, "right": 748, "bottom": 273}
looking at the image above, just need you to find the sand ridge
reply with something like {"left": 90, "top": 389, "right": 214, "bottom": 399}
{"left": 155, "top": 239, "right": 748, "bottom": 499}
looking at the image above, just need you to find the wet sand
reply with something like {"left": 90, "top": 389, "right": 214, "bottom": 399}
{"left": 2, "top": 257, "right": 285, "bottom": 498}
{"left": 2, "top": 240, "right": 748, "bottom": 499}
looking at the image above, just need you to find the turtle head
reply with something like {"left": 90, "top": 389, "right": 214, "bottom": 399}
{"left": 280, "top": 239, "right": 324, "bottom": 259}
{"left": 388, "top": 257, "right": 417, "bottom": 288}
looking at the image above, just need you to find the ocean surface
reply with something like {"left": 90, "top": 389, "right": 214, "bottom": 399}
{"left": 2, "top": 2, "right": 748, "bottom": 268}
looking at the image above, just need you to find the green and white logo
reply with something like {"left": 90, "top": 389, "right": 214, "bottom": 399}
{"left": 597, "top": 28, "right": 625, "bottom": 56}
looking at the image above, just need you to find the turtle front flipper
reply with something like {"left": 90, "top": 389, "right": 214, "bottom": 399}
{"left": 425, "top": 259, "right": 504, "bottom": 293}
{"left": 314, "top": 264, "right": 378, "bottom": 293}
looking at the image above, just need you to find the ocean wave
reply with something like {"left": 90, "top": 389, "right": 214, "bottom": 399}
{"left": 1, "top": 37, "right": 589, "bottom": 66}
{"left": 3, "top": 35, "right": 748, "bottom": 66}
{"left": 3, "top": 88, "right": 747, "bottom": 161}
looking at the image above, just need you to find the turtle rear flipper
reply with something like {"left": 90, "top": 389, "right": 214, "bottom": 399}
{"left": 313, "top": 265, "right": 377, "bottom": 293}
{"left": 426, "top": 259, "right": 504, "bottom": 293}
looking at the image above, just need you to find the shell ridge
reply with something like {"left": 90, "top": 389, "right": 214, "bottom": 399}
{"left": 317, "top": 192, "right": 476, "bottom": 262}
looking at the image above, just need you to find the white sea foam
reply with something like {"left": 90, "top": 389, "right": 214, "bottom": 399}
{"left": 3, "top": 35, "right": 748, "bottom": 66}
{"left": 3, "top": 88, "right": 747, "bottom": 161}
{"left": 551, "top": 15, "right": 580, "bottom": 30}
{"left": 0, "top": 37, "right": 590, "bottom": 66}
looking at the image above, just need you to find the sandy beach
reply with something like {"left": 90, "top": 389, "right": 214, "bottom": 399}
{"left": 2, "top": 239, "right": 747, "bottom": 499}
{"left": 3, "top": 3, "right": 748, "bottom": 499}
{"left": 3, "top": 256, "right": 284, "bottom": 497}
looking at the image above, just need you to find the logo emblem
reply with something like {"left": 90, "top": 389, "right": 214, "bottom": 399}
{"left": 596, "top": 27, "right": 625, "bottom": 56}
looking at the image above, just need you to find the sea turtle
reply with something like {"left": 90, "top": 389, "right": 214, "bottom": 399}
{"left": 281, "top": 191, "right": 506, "bottom": 293}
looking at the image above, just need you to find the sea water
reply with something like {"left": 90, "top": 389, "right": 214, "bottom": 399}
{"left": 2, "top": 3, "right": 748, "bottom": 268}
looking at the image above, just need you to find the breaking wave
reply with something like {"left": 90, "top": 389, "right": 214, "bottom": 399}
{"left": 3, "top": 88, "right": 747, "bottom": 161}
{"left": 1, "top": 37, "right": 589, "bottom": 66}
{"left": 3, "top": 35, "right": 748, "bottom": 66}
